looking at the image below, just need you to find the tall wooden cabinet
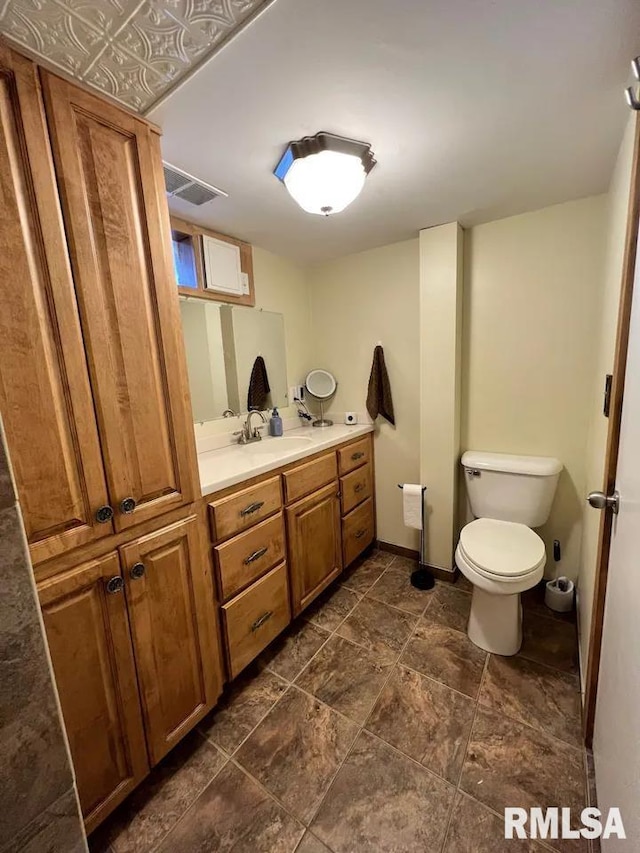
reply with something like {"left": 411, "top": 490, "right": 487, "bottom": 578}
{"left": 0, "top": 45, "right": 223, "bottom": 832}
{"left": 41, "top": 73, "right": 196, "bottom": 536}
{"left": 0, "top": 47, "right": 113, "bottom": 564}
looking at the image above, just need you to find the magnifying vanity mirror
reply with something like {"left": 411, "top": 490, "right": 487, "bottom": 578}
{"left": 305, "top": 369, "right": 337, "bottom": 427}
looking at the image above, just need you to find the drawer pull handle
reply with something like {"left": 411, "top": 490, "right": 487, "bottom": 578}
{"left": 244, "top": 547, "right": 268, "bottom": 565}
{"left": 351, "top": 451, "right": 365, "bottom": 461}
{"left": 240, "top": 500, "right": 265, "bottom": 517}
{"left": 355, "top": 529, "right": 367, "bottom": 539}
{"left": 251, "top": 610, "right": 273, "bottom": 632}
{"left": 354, "top": 482, "right": 365, "bottom": 493}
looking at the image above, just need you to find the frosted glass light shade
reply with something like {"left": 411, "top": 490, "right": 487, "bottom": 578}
{"left": 273, "top": 132, "right": 376, "bottom": 217}
{"left": 284, "top": 150, "right": 366, "bottom": 215}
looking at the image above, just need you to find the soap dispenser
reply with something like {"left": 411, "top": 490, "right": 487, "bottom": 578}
{"left": 269, "top": 407, "right": 283, "bottom": 437}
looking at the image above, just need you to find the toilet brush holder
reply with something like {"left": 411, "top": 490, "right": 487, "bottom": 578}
{"left": 545, "top": 577, "right": 574, "bottom": 613}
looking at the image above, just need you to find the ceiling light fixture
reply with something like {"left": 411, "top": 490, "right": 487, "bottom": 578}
{"left": 273, "top": 132, "right": 376, "bottom": 216}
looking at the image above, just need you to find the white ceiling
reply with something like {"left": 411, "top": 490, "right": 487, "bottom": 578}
{"left": 0, "top": 0, "right": 273, "bottom": 111}
{"left": 152, "top": 0, "right": 640, "bottom": 263}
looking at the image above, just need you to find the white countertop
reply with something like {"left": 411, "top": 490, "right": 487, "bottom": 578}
{"left": 198, "top": 423, "right": 374, "bottom": 496}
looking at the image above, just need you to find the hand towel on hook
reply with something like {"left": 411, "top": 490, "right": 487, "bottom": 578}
{"left": 366, "top": 345, "right": 395, "bottom": 425}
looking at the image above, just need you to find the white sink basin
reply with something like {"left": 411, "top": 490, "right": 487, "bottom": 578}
{"left": 240, "top": 436, "right": 314, "bottom": 454}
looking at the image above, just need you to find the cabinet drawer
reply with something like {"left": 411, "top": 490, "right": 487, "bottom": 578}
{"left": 209, "top": 476, "right": 282, "bottom": 541}
{"left": 283, "top": 451, "right": 337, "bottom": 504}
{"left": 338, "top": 436, "right": 371, "bottom": 475}
{"left": 340, "top": 463, "right": 373, "bottom": 515}
{"left": 342, "top": 498, "right": 375, "bottom": 567}
{"left": 222, "top": 562, "right": 291, "bottom": 678}
{"left": 214, "top": 513, "right": 285, "bottom": 601}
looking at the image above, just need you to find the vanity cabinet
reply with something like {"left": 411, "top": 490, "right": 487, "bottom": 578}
{"left": 286, "top": 481, "right": 342, "bottom": 615}
{"left": 207, "top": 434, "right": 375, "bottom": 677}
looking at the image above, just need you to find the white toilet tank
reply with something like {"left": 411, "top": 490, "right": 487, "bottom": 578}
{"left": 462, "top": 451, "right": 562, "bottom": 528}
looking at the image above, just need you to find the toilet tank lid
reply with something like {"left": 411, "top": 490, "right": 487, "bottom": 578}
{"left": 461, "top": 451, "right": 562, "bottom": 477}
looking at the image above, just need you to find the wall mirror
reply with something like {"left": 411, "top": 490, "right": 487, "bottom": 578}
{"left": 180, "top": 299, "right": 288, "bottom": 423}
{"left": 305, "top": 369, "right": 337, "bottom": 427}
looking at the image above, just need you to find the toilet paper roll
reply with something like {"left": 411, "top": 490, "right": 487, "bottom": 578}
{"left": 402, "top": 484, "right": 423, "bottom": 530}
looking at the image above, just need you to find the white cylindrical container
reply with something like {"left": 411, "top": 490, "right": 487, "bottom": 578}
{"left": 545, "top": 577, "right": 574, "bottom": 613}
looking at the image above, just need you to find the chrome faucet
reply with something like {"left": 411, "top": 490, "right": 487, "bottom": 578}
{"left": 234, "top": 410, "right": 267, "bottom": 444}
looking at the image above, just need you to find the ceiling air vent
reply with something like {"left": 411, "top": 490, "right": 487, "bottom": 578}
{"left": 162, "top": 162, "right": 228, "bottom": 206}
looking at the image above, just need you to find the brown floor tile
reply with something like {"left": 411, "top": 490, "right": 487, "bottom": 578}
{"left": 451, "top": 573, "right": 473, "bottom": 593}
{"left": 261, "top": 620, "right": 330, "bottom": 681}
{"left": 199, "top": 666, "right": 288, "bottom": 753}
{"left": 89, "top": 732, "right": 225, "bottom": 853}
{"left": 479, "top": 655, "right": 582, "bottom": 747}
{"left": 304, "top": 584, "right": 361, "bottom": 632}
{"left": 366, "top": 563, "right": 434, "bottom": 615}
{"left": 521, "top": 611, "right": 579, "bottom": 674}
{"left": 340, "top": 549, "right": 392, "bottom": 594}
{"left": 336, "top": 597, "right": 418, "bottom": 664}
{"left": 400, "top": 618, "right": 487, "bottom": 698}
{"left": 460, "top": 707, "right": 586, "bottom": 850}
{"left": 428, "top": 584, "right": 472, "bottom": 633}
{"left": 522, "top": 581, "right": 576, "bottom": 624}
{"left": 366, "top": 665, "right": 475, "bottom": 784}
{"left": 296, "top": 635, "right": 392, "bottom": 723}
{"left": 443, "top": 791, "right": 547, "bottom": 852}
{"left": 235, "top": 687, "right": 358, "bottom": 823}
{"left": 296, "top": 832, "right": 332, "bottom": 853}
{"left": 157, "top": 762, "right": 304, "bottom": 852}
{"left": 311, "top": 730, "right": 455, "bottom": 853}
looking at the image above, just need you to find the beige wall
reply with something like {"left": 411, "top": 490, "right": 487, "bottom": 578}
{"left": 462, "top": 195, "right": 607, "bottom": 582}
{"left": 419, "top": 223, "right": 464, "bottom": 571}
{"left": 194, "top": 246, "right": 313, "bottom": 441}
{"left": 578, "top": 116, "right": 637, "bottom": 678}
{"left": 308, "top": 240, "right": 421, "bottom": 551}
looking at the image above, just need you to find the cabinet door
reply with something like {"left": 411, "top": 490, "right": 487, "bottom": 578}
{"left": 40, "top": 72, "right": 197, "bottom": 532}
{"left": 286, "top": 481, "right": 342, "bottom": 615}
{"left": 0, "top": 48, "right": 112, "bottom": 564}
{"left": 120, "top": 516, "right": 221, "bottom": 764}
{"left": 38, "top": 552, "right": 148, "bottom": 832}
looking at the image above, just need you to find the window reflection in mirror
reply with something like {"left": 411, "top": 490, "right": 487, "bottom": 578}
{"left": 180, "top": 299, "right": 288, "bottom": 423}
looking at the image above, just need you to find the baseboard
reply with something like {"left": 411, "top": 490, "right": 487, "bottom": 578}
{"left": 376, "top": 540, "right": 459, "bottom": 584}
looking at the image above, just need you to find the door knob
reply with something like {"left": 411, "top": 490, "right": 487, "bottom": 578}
{"left": 587, "top": 490, "right": 620, "bottom": 514}
{"left": 130, "top": 562, "right": 145, "bottom": 580}
{"left": 120, "top": 497, "right": 137, "bottom": 514}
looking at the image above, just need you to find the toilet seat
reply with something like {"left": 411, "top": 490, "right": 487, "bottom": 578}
{"left": 458, "top": 518, "right": 545, "bottom": 580}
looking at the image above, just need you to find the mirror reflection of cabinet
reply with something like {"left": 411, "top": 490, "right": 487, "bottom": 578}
{"left": 180, "top": 300, "right": 288, "bottom": 423}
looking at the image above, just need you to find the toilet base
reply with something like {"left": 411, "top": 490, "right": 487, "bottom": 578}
{"left": 467, "top": 586, "right": 522, "bottom": 656}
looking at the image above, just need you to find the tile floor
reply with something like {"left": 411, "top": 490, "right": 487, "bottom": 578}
{"left": 90, "top": 549, "right": 597, "bottom": 853}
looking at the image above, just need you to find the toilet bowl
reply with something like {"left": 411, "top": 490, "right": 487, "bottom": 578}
{"left": 455, "top": 518, "right": 546, "bottom": 655}
{"left": 457, "top": 450, "right": 562, "bottom": 656}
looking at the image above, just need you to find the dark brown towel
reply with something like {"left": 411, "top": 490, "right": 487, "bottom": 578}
{"left": 247, "top": 356, "right": 270, "bottom": 410}
{"left": 366, "top": 345, "right": 395, "bottom": 425}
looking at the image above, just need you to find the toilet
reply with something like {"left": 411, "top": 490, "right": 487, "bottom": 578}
{"left": 456, "top": 451, "right": 562, "bottom": 656}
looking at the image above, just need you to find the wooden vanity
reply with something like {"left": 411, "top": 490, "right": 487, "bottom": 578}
{"left": 206, "top": 432, "right": 375, "bottom": 678}
{"left": 0, "top": 41, "right": 376, "bottom": 834}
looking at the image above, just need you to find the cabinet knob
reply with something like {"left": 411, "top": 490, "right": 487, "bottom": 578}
{"left": 95, "top": 505, "right": 114, "bottom": 524}
{"left": 120, "top": 497, "right": 137, "bottom": 514}
{"left": 105, "top": 576, "right": 124, "bottom": 594}
{"left": 130, "top": 562, "right": 145, "bottom": 580}
{"left": 351, "top": 451, "right": 365, "bottom": 461}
